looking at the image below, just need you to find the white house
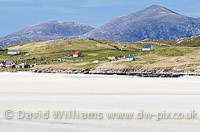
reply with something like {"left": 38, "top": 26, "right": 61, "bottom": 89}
{"left": 8, "top": 50, "right": 20, "bottom": 55}
{"left": 125, "top": 55, "right": 136, "bottom": 61}
{"left": 73, "top": 51, "right": 82, "bottom": 58}
{"left": 142, "top": 45, "right": 155, "bottom": 51}
{"left": 16, "top": 63, "right": 29, "bottom": 68}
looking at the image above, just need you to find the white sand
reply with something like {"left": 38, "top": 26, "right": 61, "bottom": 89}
{"left": 0, "top": 95, "right": 200, "bottom": 132}
{"left": 0, "top": 72, "right": 200, "bottom": 94}
{"left": 0, "top": 72, "right": 200, "bottom": 132}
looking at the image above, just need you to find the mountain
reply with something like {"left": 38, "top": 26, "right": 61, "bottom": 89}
{"left": 81, "top": 5, "right": 200, "bottom": 42}
{"left": 0, "top": 21, "right": 94, "bottom": 47}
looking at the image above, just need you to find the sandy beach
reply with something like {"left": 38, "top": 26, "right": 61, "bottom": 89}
{"left": 0, "top": 72, "right": 200, "bottom": 132}
{"left": 0, "top": 94, "right": 200, "bottom": 132}
{"left": 0, "top": 72, "right": 200, "bottom": 94}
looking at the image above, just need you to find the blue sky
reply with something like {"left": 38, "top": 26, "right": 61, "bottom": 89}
{"left": 0, "top": 0, "right": 200, "bottom": 36}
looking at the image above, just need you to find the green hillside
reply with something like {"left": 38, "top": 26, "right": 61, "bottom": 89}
{"left": 0, "top": 38, "right": 200, "bottom": 73}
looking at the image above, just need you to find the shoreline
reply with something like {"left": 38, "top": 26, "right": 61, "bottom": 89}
{"left": 0, "top": 69, "right": 200, "bottom": 77}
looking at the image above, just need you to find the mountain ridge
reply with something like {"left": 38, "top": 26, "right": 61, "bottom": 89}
{"left": 0, "top": 21, "right": 94, "bottom": 47}
{"left": 1, "top": 5, "right": 200, "bottom": 46}
{"left": 81, "top": 5, "right": 200, "bottom": 42}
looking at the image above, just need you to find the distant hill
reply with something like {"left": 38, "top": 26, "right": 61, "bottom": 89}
{"left": 81, "top": 5, "right": 200, "bottom": 42}
{"left": 0, "top": 21, "right": 94, "bottom": 47}
{"left": 2, "top": 5, "right": 200, "bottom": 46}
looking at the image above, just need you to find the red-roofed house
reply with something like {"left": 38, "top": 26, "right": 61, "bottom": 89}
{"left": 73, "top": 51, "right": 82, "bottom": 58}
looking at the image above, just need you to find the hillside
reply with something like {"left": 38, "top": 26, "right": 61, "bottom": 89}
{"left": 0, "top": 21, "right": 94, "bottom": 47}
{"left": 139, "top": 36, "right": 200, "bottom": 47}
{"left": 0, "top": 38, "right": 200, "bottom": 73}
{"left": 81, "top": 5, "right": 200, "bottom": 42}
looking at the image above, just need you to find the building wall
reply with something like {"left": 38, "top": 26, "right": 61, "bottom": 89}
{"left": 73, "top": 55, "right": 78, "bottom": 58}
{"left": 8, "top": 52, "right": 20, "bottom": 55}
{"left": 73, "top": 53, "right": 82, "bottom": 58}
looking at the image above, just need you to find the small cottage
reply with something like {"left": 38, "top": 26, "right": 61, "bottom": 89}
{"left": 125, "top": 55, "right": 136, "bottom": 61}
{"left": 142, "top": 45, "right": 155, "bottom": 51}
{"left": 119, "top": 55, "right": 136, "bottom": 61}
{"left": 16, "top": 63, "right": 30, "bottom": 68}
{"left": 0, "top": 61, "right": 16, "bottom": 68}
{"left": 0, "top": 47, "right": 3, "bottom": 51}
{"left": 73, "top": 51, "right": 82, "bottom": 58}
{"left": 108, "top": 56, "right": 118, "bottom": 61}
{"left": 8, "top": 50, "right": 20, "bottom": 55}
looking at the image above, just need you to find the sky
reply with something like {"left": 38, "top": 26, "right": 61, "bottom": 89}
{"left": 0, "top": 0, "right": 200, "bottom": 36}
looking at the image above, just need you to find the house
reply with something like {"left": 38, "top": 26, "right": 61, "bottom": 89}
{"left": 73, "top": 51, "right": 82, "bottom": 58}
{"left": 125, "top": 55, "right": 136, "bottom": 61}
{"left": 119, "top": 55, "right": 136, "bottom": 61}
{"left": 41, "top": 62, "right": 47, "bottom": 65}
{"left": 142, "top": 45, "right": 155, "bottom": 51}
{"left": 0, "top": 47, "right": 3, "bottom": 51}
{"left": 16, "top": 63, "right": 30, "bottom": 69}
{"left": 108, "top": 56, "right": 118, "bottom": 61}
{"left": 0, "top": 61, "right": 16, "bottom": 68}
{"left": 8, "top": 50, "right": 20, "bottom": 55}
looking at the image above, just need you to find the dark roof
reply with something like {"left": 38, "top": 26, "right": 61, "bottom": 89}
{"left": 143, "top": 45, "right": 152, "bottom": 48}
{"left": 125, "top": 55, "right": 135, "bottom": 58}
{"left": 1, "top": 61, "right": 15, "bottom": 66}
{"left": 108, "top": 56, "right": 117, "bottom": 58}
{"left": 41, "top": 62, "right": 47, "bottom": 64}
{"left": 119, "top": 55, "right": 125, "bottom": 58}
{"left": 8, "top": 50, "right": 19, "bottom": 52}
{"left": 119, "top": 55, "right": 135, "bottom": 58}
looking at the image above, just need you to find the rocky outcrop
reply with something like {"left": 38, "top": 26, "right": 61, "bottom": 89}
{"left": 30, "top": 69, "right": 200, "bottom": 78}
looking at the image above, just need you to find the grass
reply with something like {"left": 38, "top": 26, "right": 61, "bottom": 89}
{"left": 141, "top": 36, "right": 200, "bottom": 47}
{"left": 1, "top": 38, "right": 200, "bottom": 73}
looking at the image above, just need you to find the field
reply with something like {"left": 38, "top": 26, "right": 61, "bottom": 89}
{"left": 1, "top": 37, "right": 200, "bottom": 73}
